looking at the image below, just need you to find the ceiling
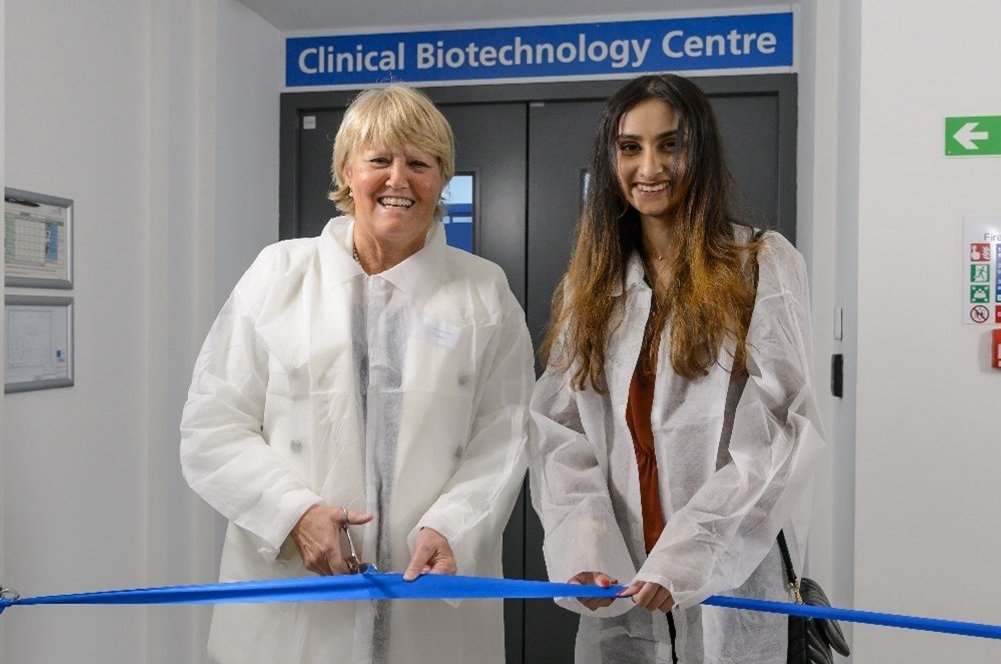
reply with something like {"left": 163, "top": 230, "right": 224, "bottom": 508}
{"left": 237, "top": 0, "right": 795, "bottom": 33}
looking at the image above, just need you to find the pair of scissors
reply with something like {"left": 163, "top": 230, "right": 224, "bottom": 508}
{"left": 341, "top": 506, "right": 374, "bottom": 574}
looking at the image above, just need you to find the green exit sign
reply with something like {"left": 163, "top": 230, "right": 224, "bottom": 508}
{"left": 945, "top": 116, "right": 1001, "bottom": 156}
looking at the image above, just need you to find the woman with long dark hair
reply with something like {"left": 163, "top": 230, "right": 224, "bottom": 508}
{"left": 530, "top": 74, "right": 825, "bottom": 662}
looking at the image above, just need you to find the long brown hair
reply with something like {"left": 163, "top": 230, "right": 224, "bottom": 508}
{"left": 540, "top": 74, "right": 760, "bottom": 391}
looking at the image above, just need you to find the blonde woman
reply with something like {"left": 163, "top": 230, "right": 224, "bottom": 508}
{"left": 182, "top": 85, "right": 533, "bottom": 663}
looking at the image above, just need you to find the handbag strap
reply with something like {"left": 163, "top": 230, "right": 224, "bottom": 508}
{"left": 748, "top": 227, "right": 767, "bottom": 285}
{"left": 776, "top": 529, "right": 802, "bottom": 603}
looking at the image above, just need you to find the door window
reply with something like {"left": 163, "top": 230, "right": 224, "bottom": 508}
{"left": 442, "top": 173, "right": 475, "bottom": 252}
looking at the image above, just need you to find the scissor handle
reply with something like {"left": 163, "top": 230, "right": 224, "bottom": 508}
{"left": 340, "top": 506, "right": 374, "bottom": 574}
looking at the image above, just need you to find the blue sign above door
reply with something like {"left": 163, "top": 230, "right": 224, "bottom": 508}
{"left": 285, "top": 12, "right": 793, "bottom": 89}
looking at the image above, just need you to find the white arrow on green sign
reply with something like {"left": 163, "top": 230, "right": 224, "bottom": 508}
{"left": 945, "top": 116, "right": 1001, "bottom": 156}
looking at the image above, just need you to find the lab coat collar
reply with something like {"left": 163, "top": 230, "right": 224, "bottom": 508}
{"left": 318, "top": 216, "right": 362, "bottom": 284}
{"left": 318, "top": 216, "right": 446, "bottom": 299}
{"left": 376, "top": 222, "right": 447, "bottom": 300}
{"left": 611, "top": 252, "right": 648, "bottom": 297}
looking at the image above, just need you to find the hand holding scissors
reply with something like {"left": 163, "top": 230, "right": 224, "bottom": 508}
{"left": 290, "top": 504, "right": 373, "bottom": 575}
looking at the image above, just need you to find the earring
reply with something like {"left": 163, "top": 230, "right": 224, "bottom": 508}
{"left": 347, "top": 188, "right": 353, "bottom": 198}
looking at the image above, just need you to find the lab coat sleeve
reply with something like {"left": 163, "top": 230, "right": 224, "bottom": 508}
{"left": 410, "top": 295, "right": 534, "bottom": 579}
{"left": 180, "top": 261, "right": 322, "bottom": 562}
{"left": 635, "top": 236, "right": 826, "bottom": 608}
{"left": 528, "top": 343, "right": 636, "bottom": 618}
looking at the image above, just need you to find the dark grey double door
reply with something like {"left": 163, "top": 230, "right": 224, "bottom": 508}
{"left": 280, "top": 75, "right": 796, "bottom": 664}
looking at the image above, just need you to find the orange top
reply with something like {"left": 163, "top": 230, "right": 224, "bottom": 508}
{"left": 625, "top": 361, "right": 666, "bottom": 554}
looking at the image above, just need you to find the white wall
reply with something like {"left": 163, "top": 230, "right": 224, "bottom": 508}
{"left": 830, "top": 0, "right": 862, "bottom": 645}
{"left": 214, "top": 0, "right": 280, "bottom": 305}
{"left": 143, "top": 1, "right": 280, "bottom": 660}
{"left": 804, "top": 5, "right": 1001, "bottom": 662}
{"left": 143, "top": 1, "right": 217, "bottom": 660}
{"left": 851, "top": 1, "right": 1001, "bottom": 661}
{"left": 0, "top": 0, "right": 6, "bottom": 653}
{"left": 2, "top": 1, "right": 280, "bottom": 662}
{"left": 4, "top": 2, "right": 150, "bottom": 660}
{"left": 796, "top": 0, "right": 844, "bottom": 605}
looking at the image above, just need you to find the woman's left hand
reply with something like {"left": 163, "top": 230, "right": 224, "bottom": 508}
{"left": 618, "top": 581, "right": 674, "bottom": 613}
{"left": 403, "top": 527, "right": 457, "bottom": 581}
{"left": 568, "top": 571, "right": 618, "bottom": 611}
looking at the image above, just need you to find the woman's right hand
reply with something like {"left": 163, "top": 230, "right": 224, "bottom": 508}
{"left": 617, "top": 580, "right": 674, "bottom": 613}
{"left": 568, "top": 571, "right": 618, "bottom": 611}
{"left": 290, "top": 505, "right": 373, "bottom": 575}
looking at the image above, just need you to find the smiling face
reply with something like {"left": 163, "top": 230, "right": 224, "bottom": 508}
{"left": 615, "top": 98, "right": 680, "bottom": 225}
{"left": 342, "top": 143, "right": 443, "bottom": 250}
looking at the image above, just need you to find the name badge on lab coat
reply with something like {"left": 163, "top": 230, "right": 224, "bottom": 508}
{"left": 417, "top": 317, "right": 462, "bottom": 349}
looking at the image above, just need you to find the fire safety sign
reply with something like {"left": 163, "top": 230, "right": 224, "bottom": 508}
{"left": 963, "top": 217, "right": 1001, "bottom": 324}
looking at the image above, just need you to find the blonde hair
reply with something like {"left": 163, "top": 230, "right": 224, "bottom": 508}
{"left": 330, "top": 85, "right": 455, "bottom": 218}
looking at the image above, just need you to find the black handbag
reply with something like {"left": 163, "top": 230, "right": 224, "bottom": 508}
{"left": 778, "top": 531, "right": 850, "bottom": 664}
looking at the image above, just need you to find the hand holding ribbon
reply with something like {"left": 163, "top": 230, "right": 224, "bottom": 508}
{"left": 404, "top": 528, "right": 457, "bottom": 581}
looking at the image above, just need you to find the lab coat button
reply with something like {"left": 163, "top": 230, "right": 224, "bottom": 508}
{"left": 290, "top": 440, "right": 303, "bottom": 453}
{"left": 457, "top": 374, "right": 470, "bottom": 386}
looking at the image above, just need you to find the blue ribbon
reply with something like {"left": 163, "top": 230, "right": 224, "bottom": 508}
{"left": 702, "top": 595, "right": 1001, "bottom": 641}
{"left": 3, "top": 574, "right": 1001, "bottom": 642}
{"left": 0, "top": 573, "right": 615, "bottom": 610}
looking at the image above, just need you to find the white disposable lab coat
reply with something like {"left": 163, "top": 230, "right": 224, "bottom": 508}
{"left": 530, "top": 231, "right": 825, "bottom": 664}
{"left": 181, "top": 216, "right": 533, "bottom": 664}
